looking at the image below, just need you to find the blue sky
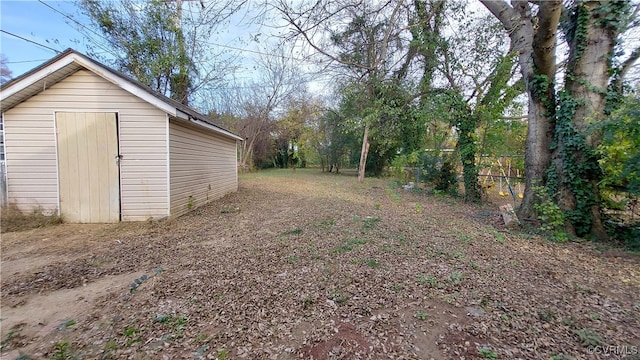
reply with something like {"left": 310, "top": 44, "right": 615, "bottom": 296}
{"left": 0, "top": 0, "right": 276, "bottom": 80}
{"left": 0, "top": 0, "right": 326, "bottom": 96}
{"left": 0, "top": 1, "right": 97, "bottom": 77}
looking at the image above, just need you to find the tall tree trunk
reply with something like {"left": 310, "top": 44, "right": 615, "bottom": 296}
{"left": 552, "top": 1, "right": 618, "bottom": 240}
{"left": 521, "top": 1, "right": 562, "bottom": 221}
{"left": 358, "top": 125, "right": 370, "bottom": 182}
{"left": 481, "top": 1, "right": 561, "bottom": 221}
{"left": 457, "top": 113, "right": 481, "bottom": 202}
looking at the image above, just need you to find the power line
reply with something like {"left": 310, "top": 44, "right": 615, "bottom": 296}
{"left": 202, "top": 40, "right": 318, "bottom": 63}
{"left": 5, "top": 59, "right": 50, "bottom": 64}
{"left": 0, "top": 29, "right": 61, "bottom": 53}
{"left": 38, "top": 0, "right": 314, "bottom": 64}
{"left": 37, "top": 0, "right": 119, "bottom": 58}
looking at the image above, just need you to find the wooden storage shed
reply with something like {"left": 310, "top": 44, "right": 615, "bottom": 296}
{"left": 0, "top": 49, "right": 242, "bottom": 222}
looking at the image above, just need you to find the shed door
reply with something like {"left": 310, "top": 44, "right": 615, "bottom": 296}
{"left": 56, "top": 112, "right": 120, "bottom": 223}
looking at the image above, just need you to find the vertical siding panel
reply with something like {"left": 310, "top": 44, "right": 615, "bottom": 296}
{"left": 96, "top": 114, "right": 109, "bottom": 221}
{"left": 86, "top": 113, "right": 101, "bottom": 221}
{"left": 169, "top": 120, "right": 238, "bottom": 217}
{"left": 76, "top": 113, "right": 91, "bottom": 221}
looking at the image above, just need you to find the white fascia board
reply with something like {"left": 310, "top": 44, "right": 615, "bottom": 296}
{"left": 175, "top": 109, "right": 190, "bottom": 120}
{"left": 72, "top": 55, "right": 176, "bottom": 116}
{"left": 1, "top": 55, "right": 76, "bottom": 101}
{"left": 189, "top": 118, "right": 244, "bottom": 141}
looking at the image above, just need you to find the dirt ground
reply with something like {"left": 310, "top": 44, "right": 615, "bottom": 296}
{"left": 1, "top": 169, "right": 639, "bottom": 359}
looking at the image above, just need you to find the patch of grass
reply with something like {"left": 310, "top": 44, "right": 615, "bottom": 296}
{"left": 575, "top": 328, "right": 604, "bottom": 347}
{"left": 389, "top": 283, "right": 404, "bottom": 292}
{"left": 302, "top": 296, "right": 315, "bottom": 309}
{"left": 477, "top": 347, "right": 498, "bottom": 359}
{"left": 286, "top": 255, "right": 300, "bottom": 263}
{"left": 281, "top": 228, "right": 303, "bottom": 236}
{"left": 385, "top": 187, "right": 402, "bottom": 204}
{"left": 1, "top": 325, "right": 23, "bottom": 350}
{"left": 415, "top": 203, "right": 423, "bottom": 214}
{"left": 57, "top": 319, "right": 76, "bottom": 330}
{"left": 416, "top": 273, "right": 437, "bottom": 287}
{"left": 562, "top": 315, "right": 577, "bottom": 328}
{"left": 361, "top": 257, "right": 381, "bottom": 268}
{"left": 492, "top": 230, "right": 505, "bottom": 244}
{"left": 51, "top": 341, "right": 74, "bottom": 360}
{"left": 362, "top": 216, "right": 381, "bottom": 231}
{"left": 123, "top": 327, "right": 141, "bottom": 346}
{"left": 307, "top": 243, "right": 322, "bottom": 260}
{"left": 1, "top": 205, "right": 63, "bottom": 233}
{"left": 416, "top": 311, "right": 427, "bottom": 320}
{"left": 317, "top": 218, "right": 335, "bottom": 230}
{"left": 217, "top": 348, "right": 229, "bottom": 360}
{"left": 104, "top": 339, "right": 118, "bottom": 351}
{"left": 381, "top": 244, "right": 396, "bottom": 254}
{"left": 458, "top": 233, "right": 473, "bottom": 243}
{"left": 449, "top": 272, "right": 463, "bottom": 286}
{"left": 155, "top": 313, "right": 188, "bottom": 335}
{"left": 538, "top": 309, "right": 556, "bottom": 322}
{"left": 330, "top": 238, "right": 369, "bottom": 254}
{"left": 479, "top": 296, "right": 490, "bottom": 308}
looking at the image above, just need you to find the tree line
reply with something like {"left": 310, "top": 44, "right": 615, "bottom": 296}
{"left": 51, "top": 0, "right": 640, "bottom": 244}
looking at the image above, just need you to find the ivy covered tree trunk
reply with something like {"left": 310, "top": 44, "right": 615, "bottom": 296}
{"left": 481, "top": 1, "right": 562, "bottom": 221}
{"left": 456, "top": 112, "right": 481, "bottom": 202}
{"left": 551, "top": 1, "right": 622, "bottom": 240}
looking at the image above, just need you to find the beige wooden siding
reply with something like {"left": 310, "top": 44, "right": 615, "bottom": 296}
{"left": 169, "top": 120, "right": 237, "bottom": 217}
{"left": 3, "top": 69, "right": 168, "bottom": 221}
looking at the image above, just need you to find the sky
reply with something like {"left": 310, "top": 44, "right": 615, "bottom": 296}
{"left": 0, "top": 1, "right": 96, "bottom": 77}
{"left": 0, "top": 0, "right": 333, "bottom": 109}
{"left": 0, "top": 0, "right": 291, "bottom": 80}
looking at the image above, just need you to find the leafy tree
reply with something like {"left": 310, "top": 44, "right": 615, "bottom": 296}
{"left": 277, "top": 0, "right": 408, "bottom": 181}
{"left": 273, "top": 96, "right": 323, "bottom": 168}
{"left": 80, "top": 0, "right": 244, "bottom": 105}
{"left": 318, "top": 99, "right": 362, "bottom": 173}
{"left": 413, "top": 7, "right": 524, "bottom": 202}
{"left": 0, "top": 54, "right": 12, "bottom": 85}
{"left": 599, "top": 92, "right": 640, "bottom": 197}
{"left": 483, "top": 0, "right": 639, "bottom": 240}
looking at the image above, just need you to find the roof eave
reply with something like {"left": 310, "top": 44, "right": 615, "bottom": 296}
{"left": 1, "top": 49, "right": 243, "bottom": 142}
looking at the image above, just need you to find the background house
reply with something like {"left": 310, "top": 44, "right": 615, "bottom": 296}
{"left": 0, "top": 49, "right": 242, "bottom": 222}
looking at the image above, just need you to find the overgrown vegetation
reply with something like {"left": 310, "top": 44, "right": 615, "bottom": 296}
{"left": 1, "top": 205, "right": 63, "bottom": 233}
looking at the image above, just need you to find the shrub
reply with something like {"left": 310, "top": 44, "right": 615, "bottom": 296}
{"left": 1, "top": 204, "right": 63, "bottom": 233}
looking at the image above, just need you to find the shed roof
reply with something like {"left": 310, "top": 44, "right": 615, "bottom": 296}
{"left": 0, "top": 48, "right": 243, "bottom": 141}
